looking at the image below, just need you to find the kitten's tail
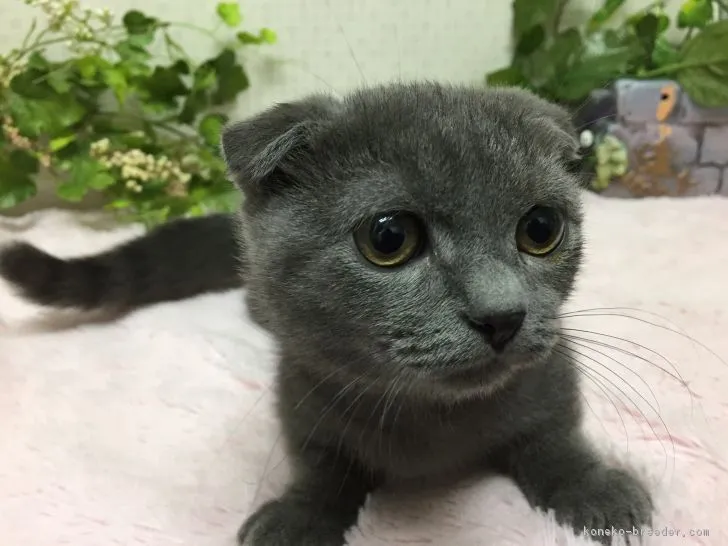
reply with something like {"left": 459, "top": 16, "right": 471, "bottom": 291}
{"left": 0, "top": 214, "right": 242, "bottom": 312}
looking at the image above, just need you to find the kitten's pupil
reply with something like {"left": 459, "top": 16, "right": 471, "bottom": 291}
{"left": 371, "top": 216, "right": 406, "bottom": 255}
{"left": 526, "top": 213, "right": 553, "bottom": 245}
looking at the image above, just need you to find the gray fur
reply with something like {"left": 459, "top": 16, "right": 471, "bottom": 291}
{"left": 0, "top": 81, "right": 652, "bottom": 545}
{"left": 0, "top": 214, "right": 241, "bottom": 312}
{"left": 222, "top": 82, "right": 652, "bottom": 545}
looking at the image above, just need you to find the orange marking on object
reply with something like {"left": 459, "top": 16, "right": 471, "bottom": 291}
{"left": 658, "top": 123, "right": 673, "bottom": 142}
{"left": 656, "top": 83, "right": 677, "bottom": 122}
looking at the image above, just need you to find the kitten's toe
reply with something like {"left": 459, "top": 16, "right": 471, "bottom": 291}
{"left": 238, "top": 498, "right": 348, "bottom": 546}
{"left": 549, "top": 466, "right": 653, "bottom": 545}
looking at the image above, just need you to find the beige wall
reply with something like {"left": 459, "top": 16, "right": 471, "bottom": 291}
{"left": 1, "top": 0, "right": 681, "bottom": 214}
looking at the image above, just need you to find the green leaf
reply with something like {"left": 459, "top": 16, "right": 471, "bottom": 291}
{"left": 119, "top": 129, "right": 153, "bottom": 148}
{"left": 179, "top": 58, "right": 238, "bottom": 121}
{"left": 516, "top": 25, "right": 546, "bottom": 56}
{"left": 676, "top": 20, "right": 728, "bottom": 106}
{"left": 633, "top": 13, "right": 661, "bottom": 61}
{"left": 548, "top": 28, "right": 582, "bottom": 70}
{"left": 75, "top": 55, "right": 102, "bottom": 81}
{"left": 49, "top": 134, "right": 76, "bottom": 152}
{"left": 115, "top": 38, "right": 153, "bottom": 76}
{"left": 192, "top": 64, "right": 217, "bottom": 91}
{"left": 486, "top": 66, "right": 526, "bottom": 87}
{"left": 0, "top": 181, "right": 37, "bottom": 208}
{"left": 191, "top": 183, "right": 241, "bottom": 214}
{"left": 106, "top": 199, "right": 132, "bottom": 210}
{"left": 27, "top": 52, "right": 50, "bottom": 71}
{"left": 588, "top": 0, "right": 626, "bottom": 32}
{"left": 0, "top": 172, "right": 36, "bottom": 208}
{"left": 7, "top": 93, "right": 86, "bottom": 139}
{"left": 171, "top": 59, "right": 190, "bottom": 75}
{"left": 46, "top": 66, "right": 73, "bottom": 94}
{"left": 123, "top": 10, "right": 158, "bottom": 35}
{"left": 652, "top": 36, "right": 681, "bottom": 68}
{"left": 657, "top": 13, "right": 670, "bottom": 33}
{"left": 237, "top": 28, "right": 278, "bottom": 45}
{"left": 102, "top": 67, "right": 129, "bottom": 103}
{"left": 0, "top": 150, "right": 39, "bottom": 208}
{"left": 198, "top": 114, "right": 228, "bottom": 147}
{"left": 512, "top": 0, "right": 562, "bottom": 54}
{"left": 127, "top": 32, "right": 156, "bottom": 48}
{"left": 56, "top": 181, "right": 89, "bottom": 201}
{"left": 210, "top": 49, "right": 249, "bottom": 104}
{"left": 115, "top": 39, "right": 150, "bottom": 61}
{"left": 88, "top": 172, "right": 116, "bottom": 190}
{"left": 179, "top": 91, "right": 207, "bottom": 124}
{"left": 260, "top": 28, "right": 277, "bottom": 43}
{"left": 10, "top": 149, "right": 40, "bottom": 174}
{"left": 237, "top": 31, "right": 261, "bottom": 45}
{"left": 552, "top": 45, "right": 635, "bottom": 101}
{"left": 90, "top": 115, "right": 138, "bottom": 136}
{"left": 677, "top": 0, "right": 714, "bottom": 28}
{"left": 627, "top": 7, "right": 670, "bottom": 34}
{"left": 9, "top": 68, "right": 54, "bottom": 100}
{"left": 57, "top": 157, "right": 110, "bottom": 202}
{"left": 135, "top": 205, "right": 171, "bottom": 227}
{"left": 514, "top": 28, "right": 582, "bottom": 92}
{"left": 144, "top": 65, "right": 189, "bottom": 101}
{"left": 199, "top": 187, "right": 241, "bottom": 213}
{"left": 216, "top": 2, "right": 242, "bottom": 27}
{"left": 11, "top": 52, "right": 68, "bottom": 98}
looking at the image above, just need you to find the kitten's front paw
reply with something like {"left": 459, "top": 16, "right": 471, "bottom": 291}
{"left": 549, "top": 467, "right": 652, "bottom": 545}
{"left": 238, "top": 498, "right": 347, "bottom": 546}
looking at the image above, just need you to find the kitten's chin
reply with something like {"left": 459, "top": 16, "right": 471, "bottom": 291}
{"left": 438, "top": 358, "right": 527, "bottom": 391}
{"left": 431, "top": 343, "right": 556, "bottom": 396}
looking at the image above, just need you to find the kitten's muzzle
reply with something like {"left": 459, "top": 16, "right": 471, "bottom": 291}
{"left": 465, "top": 310, "right": 525, "bottom": 352}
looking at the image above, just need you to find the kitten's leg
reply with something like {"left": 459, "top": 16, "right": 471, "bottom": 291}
{"left": 238, "top": 450, "right": 375, "bottom": 546}
{"left": 496, "top": 427, "right": 652, "bottom": 545}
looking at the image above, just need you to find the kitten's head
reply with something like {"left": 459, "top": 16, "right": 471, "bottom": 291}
{"left": 222, "top": 82, "right": 584, "bottom": 399}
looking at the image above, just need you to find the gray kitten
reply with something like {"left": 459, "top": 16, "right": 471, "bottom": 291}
{"left": 1, "top": 82, "right": 652, "bottom": 545}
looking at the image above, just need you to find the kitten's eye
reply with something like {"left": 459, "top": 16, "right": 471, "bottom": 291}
{"left": 354, "top": 212, "right": 424, "bottom": 267}
{"left": 516, "top": 206, "right": 565, "bottom": 256}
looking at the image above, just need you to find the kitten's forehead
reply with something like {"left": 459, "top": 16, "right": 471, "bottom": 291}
{"left": 310, "top": 84, "right": 581, "bottom": 225}
{"left": 335, "top": 83, "right": 573, "bottom": 154}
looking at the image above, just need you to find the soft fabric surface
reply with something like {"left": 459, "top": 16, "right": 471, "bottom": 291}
{"left": 1, "top": 193, "right": 727, "bottom": 546}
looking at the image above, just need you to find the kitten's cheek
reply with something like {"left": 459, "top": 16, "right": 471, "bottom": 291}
{"left": 500, "top": 324, "right": 554, "bottom": 359}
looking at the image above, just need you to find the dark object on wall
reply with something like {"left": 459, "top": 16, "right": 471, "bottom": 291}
{"left": 577, "top": 79, "right": 728, "bottom": 197}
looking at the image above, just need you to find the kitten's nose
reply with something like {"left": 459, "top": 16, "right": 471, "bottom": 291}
{"left": 466, "top": 311, "right": 525, "bottom": 352}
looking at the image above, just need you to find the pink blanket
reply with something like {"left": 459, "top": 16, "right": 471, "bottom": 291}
{"left": 1, "top": 193, "right": 727, "bottom": 546}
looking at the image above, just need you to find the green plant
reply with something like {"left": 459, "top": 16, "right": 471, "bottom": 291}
{"left": 487, "top": 0, "right": 728, "bottom": 108}
{"left": 0, "top": 0, "right": 276, "bottom": 225}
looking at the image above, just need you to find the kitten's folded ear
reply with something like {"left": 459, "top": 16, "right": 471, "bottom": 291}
{"left": 490, "top": 87, "right": 582, "bottom": 179}
{"left": 534, "top": 101, "right": 581, "bottom": 162}
{"left": 532, "top": 99, "right": 587, "bottom": 185}
{"left": 220, "top": 95, "right": 340, "bottom": 194}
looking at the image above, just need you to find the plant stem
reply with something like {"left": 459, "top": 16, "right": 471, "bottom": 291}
{"left": 96, "top": 111, "right": 200, "bottom": 142}
{"left": 163, "top": 32, "right": 194, "bottom": 65}
{"left": 21, "top": 18, "right": 38, "bottom": 50}
{"left": 640, "top": 55, "right": 728, "bottom": 78}
{"left": 153, "top": 120, "right": 195, "bottom": 139}
{"left": 10, "top": 36, "right": 104, "bottom": 59}
{"left": 680, "top": 27, "right": 694, "bottom": 47}
{"left": 167, "top": 22, "right": 219, "bottom": 40}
